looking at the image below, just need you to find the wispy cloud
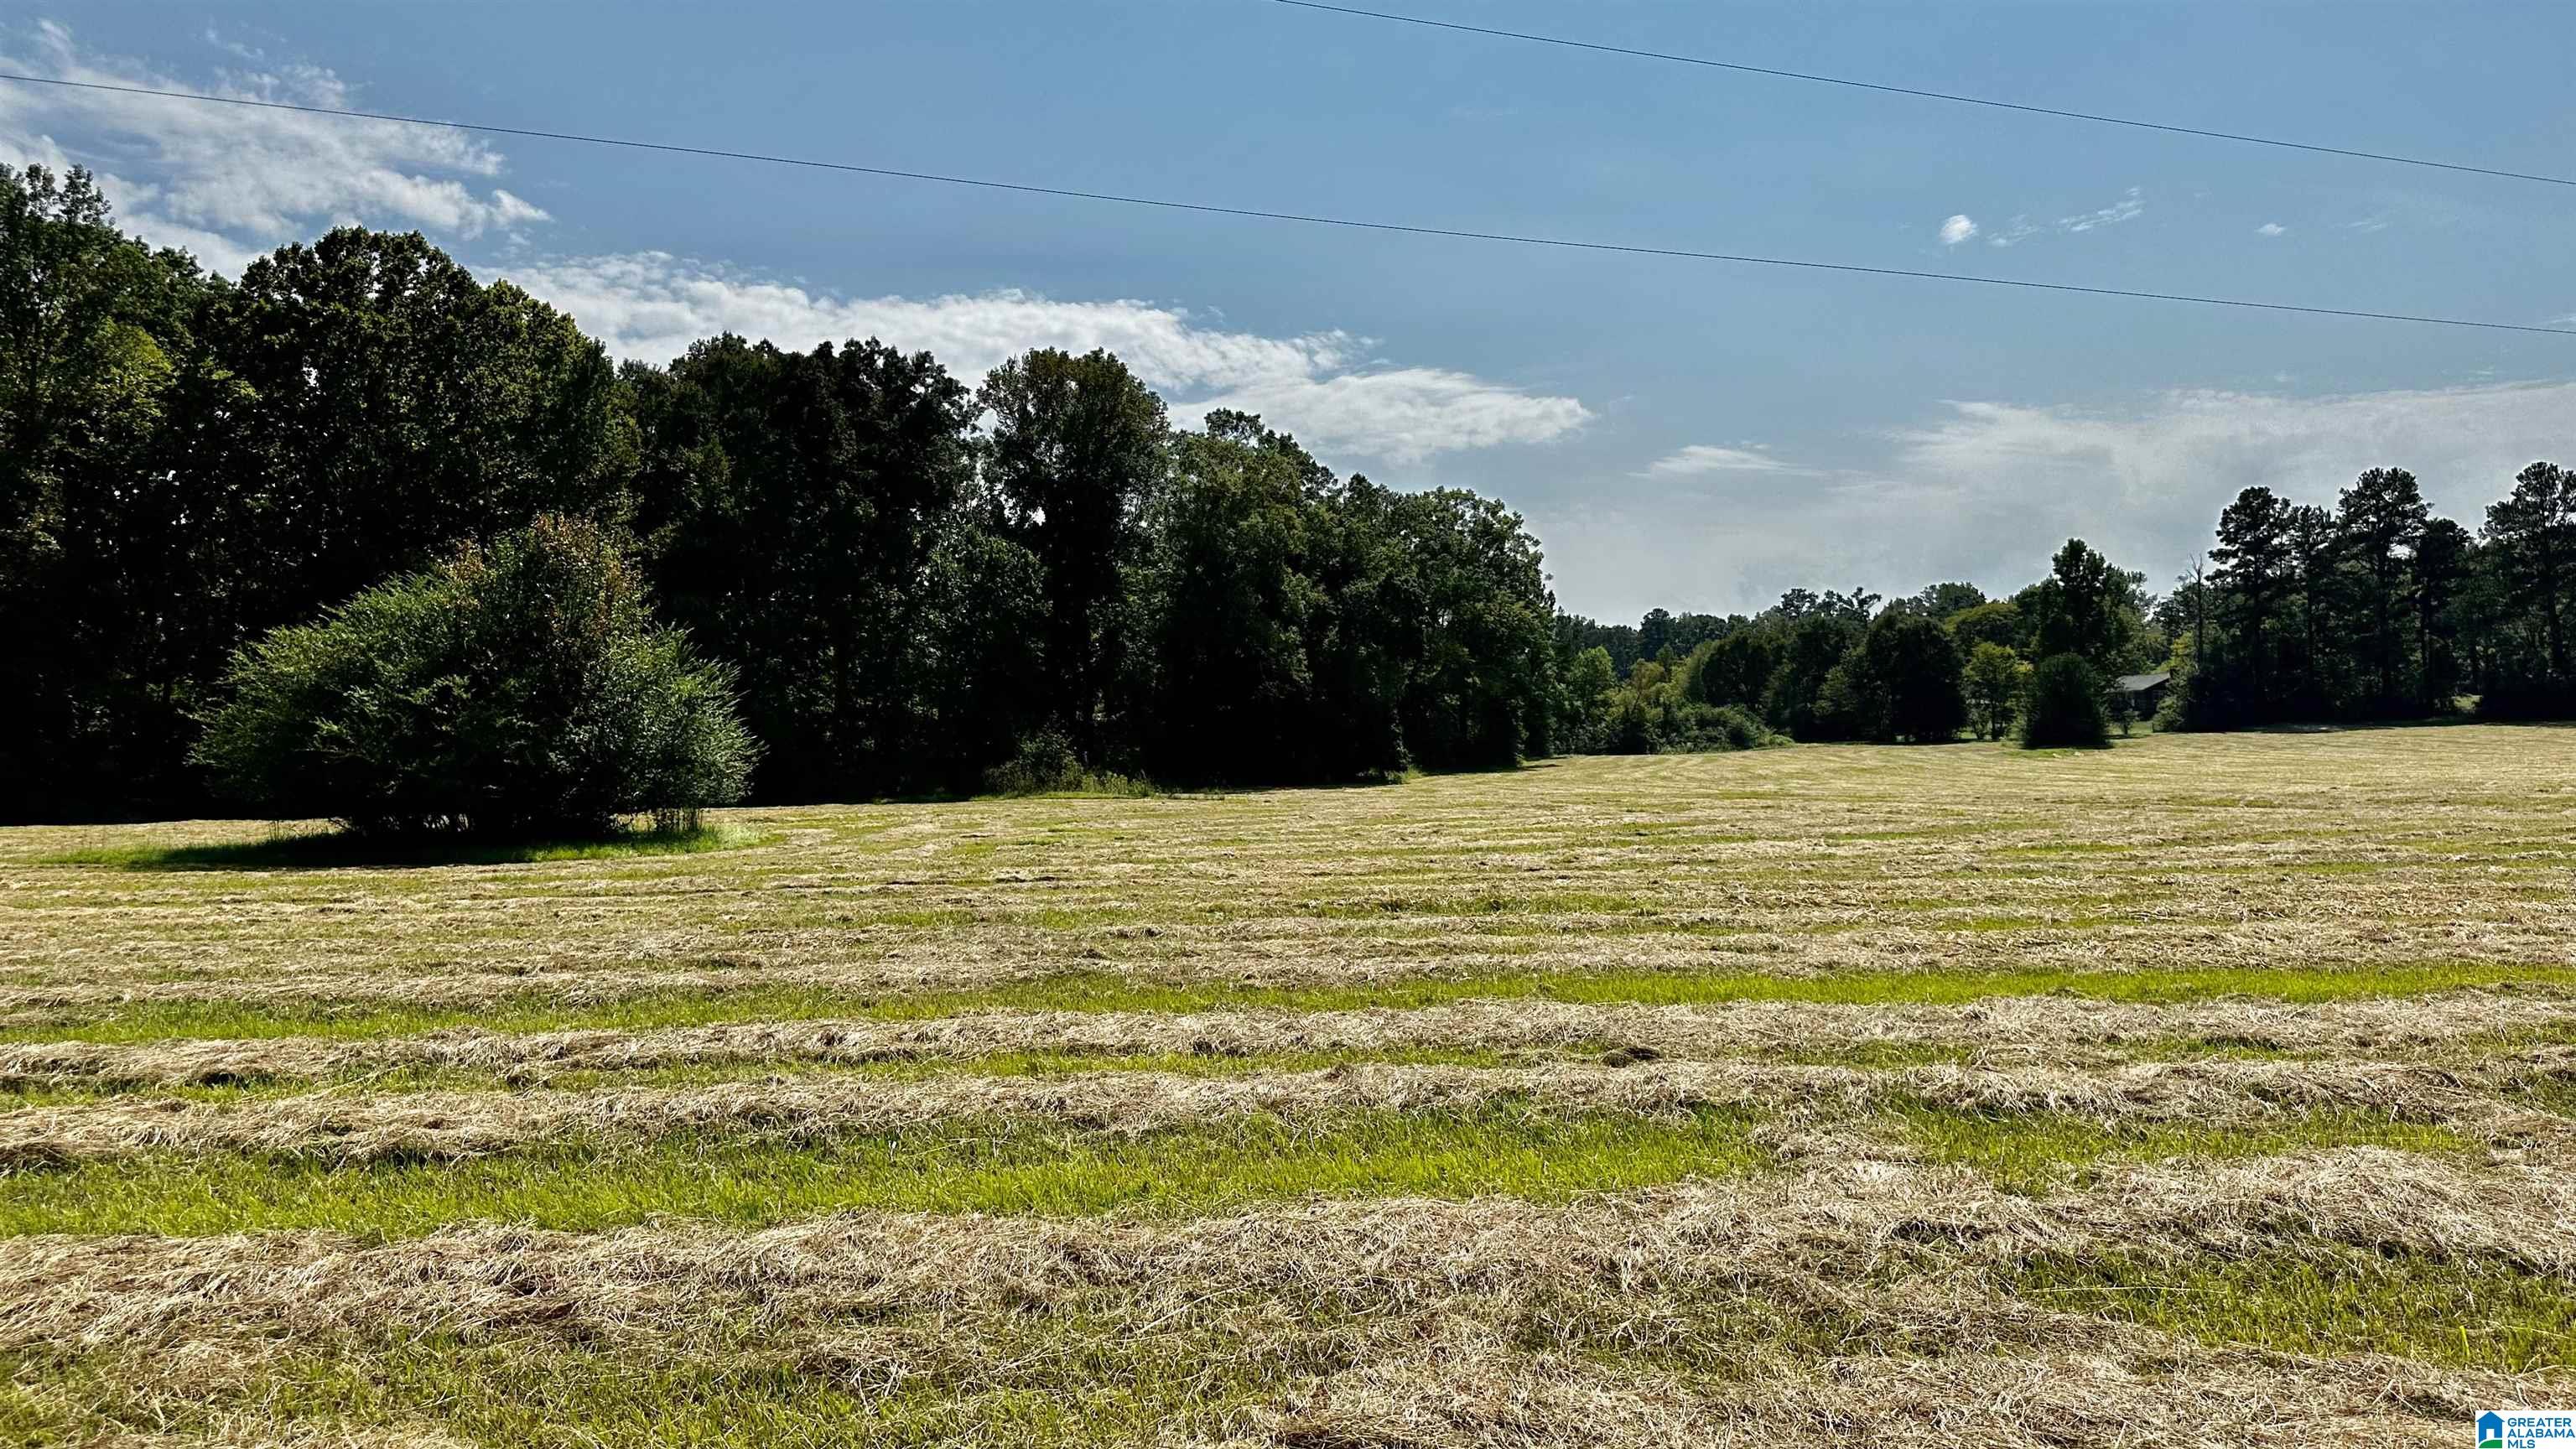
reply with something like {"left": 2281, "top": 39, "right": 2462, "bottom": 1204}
{"left": 2057, "top": 186, "right": 2146, "bottom": 233}
{"left": 0, "top": 21, "right": 548, "bottom": 273}
{"left": 2256, "top": 221, "right": 2287, "bottom": 237}
{"left": 504, "top": 253, "right": 1592, "bottom": 465}
{"left": 1939, "top": 214, "right": 1978, "bottom": 247}
{"left": 1550, "top": 380, "right": 2576, "bottom": 619}
{"left": 1969, "top": 188, "right": 2146, "bottom": 250}
{"left": 1638, "top": 444, "right": 1802, "bottom": 478}
{"left": 2, "top": 23, "right": 1591, "bottom": 470}
{"left": 1985, "top": 216, "right": 2039, "bottom": 248}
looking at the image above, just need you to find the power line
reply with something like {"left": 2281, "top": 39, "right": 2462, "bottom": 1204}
{"left": 3, "top": 70, "right": 2570, "bottom": 338}
{"left": 1263, "top": 0, "right": 2576, "bottom": 190}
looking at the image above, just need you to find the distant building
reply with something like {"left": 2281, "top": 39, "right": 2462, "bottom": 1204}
{"left": 2111, "top": 671, "right": 2173, "bottom": 714}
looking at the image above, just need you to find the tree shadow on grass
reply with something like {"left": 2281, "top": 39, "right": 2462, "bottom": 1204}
{"left": 37, "top": 824, "right": 766, "bottom": 873}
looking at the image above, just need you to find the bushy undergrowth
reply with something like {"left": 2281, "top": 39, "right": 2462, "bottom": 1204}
{"left": 192, "top": 517, "right": 756, "bottom": 838}
{"left": 978, "top": 733, "right": 1156, "bottom": 797}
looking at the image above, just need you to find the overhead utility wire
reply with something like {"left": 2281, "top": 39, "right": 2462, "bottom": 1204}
{"left": 1263, "top": 0, "right": 2576, "bottom": 190}
{"left": 3, "top": 72, "right": 2569, "bottom": 338}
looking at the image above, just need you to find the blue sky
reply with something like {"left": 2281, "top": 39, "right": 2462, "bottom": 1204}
{"left": 7, "top": 2, "right": 2573, "bottom": 619}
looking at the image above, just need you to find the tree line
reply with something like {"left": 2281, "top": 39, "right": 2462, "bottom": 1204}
{"left": 2173, "top": 467, "right": 2573, "bottom": 726}
{"left": 1552, "top": 539, "right": 2165, "bottom": 751}
{"left": 6, "top": 164, "right": 2568, "bottom": 823}
{"left": 2, "top": 165, "right": 1555, "bottom": 822}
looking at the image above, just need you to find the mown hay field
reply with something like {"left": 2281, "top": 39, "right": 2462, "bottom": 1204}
{"left": 4, "top": 726, "right": 2574, "bottom": 1447}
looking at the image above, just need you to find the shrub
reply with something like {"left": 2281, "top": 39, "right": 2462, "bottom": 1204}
{"left": 2018, "top": 653, "right": 2111, "bottom": 749}
{"left": 1660, "top": 702, "right": 1774, "bottom": 752}
{"left": 979, "top": 732, "right": 1152, "bottom": 797}
{"left": 193, "top": 517, "right": 756, "bottom": 837}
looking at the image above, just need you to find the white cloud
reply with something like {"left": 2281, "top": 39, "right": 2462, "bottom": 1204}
{"left": 0, "top": 25, "right": 1586, "bottom": 468}
{"left": 1638, "top": 444, "right": 1800, "bottom": 478}
{"left": 1547, "top": 379, "right": 2576, "bottom": 619}
{"left": 1976, "top": 190, "right": 2147, "bottom": 251}
{"left": 1939, "top": 214, "right": 1978, "bottom": 247}
{"left": 2059, "top": 185, "right": 2146, "bottom": 233}
{"left": 0, "top": 20, "right": 547, "bottom": 272}
{"left": 2256, "top": 221, "right": 2287, "bottom": 237}
{"left": 1985, "top": 216, "right": 2039, "bottom": 248}
{"left": 503, "top": 252, "right": 1592, "bottom": 465}
{"left": 1880, "top": 380, "right": 2576, "bottom": 586}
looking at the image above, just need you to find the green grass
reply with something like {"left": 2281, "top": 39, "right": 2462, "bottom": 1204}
{"left": 13, "top": 958, "right": 2573, "bottom": 1046}
{"left": 0, "top": 1044, "right": 1533, "bottom": 1107}
{"left": 33, "top": 823, "right": 767, "bottom": 872}
{"left": 1893, "top": 1103, "right": 2471, "bottom": 1193}
{"left": 0, "top": 1103, "right": 1773, "bottom": 1238}
{"left": 2012, "top": 1248, "right": 2576, "bottom": 1373}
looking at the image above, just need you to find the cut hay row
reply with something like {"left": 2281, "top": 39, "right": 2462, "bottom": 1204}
{"left": 8, "top": 989, "right": 2571, "bottom": 1093}
{"left": 20, "top": 1148, "right": 2565, "bottom": 1332}
{"left": 6, "top": 1150, "right": 2561, "bottom": 1446}
{"left": 5, "top": 879, "right": 2568, "bottom": 999}
{"left": 5, "top": 1050, "right": 2565, "bottom": 1166}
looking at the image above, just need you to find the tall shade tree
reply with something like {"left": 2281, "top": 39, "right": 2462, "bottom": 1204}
{"left": 2337, "top": 467, "right": 2428, "bottom": 711}
{"left": 2412, "top": 517, "right": 2474, "bottom": 711}
{"left": 624, "top": 334, "right": 991, "bottom": 797}
{"left": 2210, "top": 487, "right": 2296, "bottom": 711}
{"left": 1137, "top": 414, "right": 1326, "bottom": 782}
{"left": 0, "top": 164, "right": 213, "bottom": 817}
{"left": 2485, "top": 461, "right": 2572, "bottom": 692}
{"left": 979, "top": 349, "right": 1170, "bottom": 764}
{"left": 184, "top": 228, "right": 634, "bottom": 641}
{"left": 2023, "top": 538, "right": 2137, "bottom": 674}
{"left": 1963, "top": 642, "right": 2025, "bottom": 741}
{"left": 2287, "top": 503, "right": 2339, "bottom": 710}
{"left": 1388, "top": 487, "right": 1560, "bottom": 768}
{"left": 1852, "top": 610, "right": 1968, "bottom": 744}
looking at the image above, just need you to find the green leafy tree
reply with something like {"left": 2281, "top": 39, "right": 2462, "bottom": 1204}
{"left": 623, "top": 333, "right": 984, "bottom": 797}
{"left": 1909, "top": 581, "right": 1987, "bottom": 618}
{"left": 193, "top": 517, "right": 753, "bottom": 837}
{"left": 979, "top": 349, "right": 1170, "bottom": 765}
{"left": 2287, "top": 502, "right": 2340, "bottom": 710}
{"left": 1763, "top": 611, "right": 1867, "bottom": 740}
{"left": 1963, "top": 642, "right": 2025, "bottom": 741}
{"left": 2412, "top": 517, "right": 2474, "bottom": 712}
{"left": 2485, "top": 461, "right": 2573, "bottom": 698}
{"left": 1389, "top": 487, "right": 1559, "bottom": 767}
{"left": 0, "top": 164, "right": 214, "bottom": 816}
{"left": 1946, "top": 599, "right": 2024, "bottom": 654}
{"left": 1559, "top": 644, "right": 1620, "bottom": 749}
{"left": 1690, "top": 630, "right": 1779, "bottom": 709}
{"left": 186, "top": 229, "right": 632, "bottom": 639}
{"left": 2019, "top": 653, "right": 2111, "bottom": 749}
{"left": 2209, "top": 487, "right": 2296, "bottom": 714}
{"left": 2025, "top": 538, "right": 2135, "bottom": 672}
{"left": 1850, "top": 610, "right": 1967, "bottom": 743}
{"left": 1136, "top": 416, "right": 1326, "bottom": 782}
{"left": 2336, "top": 466, "right": 2428, "bottom": 711}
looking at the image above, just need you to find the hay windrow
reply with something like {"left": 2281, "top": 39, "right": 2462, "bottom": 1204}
{"left": 8, "top": 1149, "right": 2569, "bottom": 1353}
{"left": 11, "top": 989, "right": 2575, "bottom": 1095}
{"left": 3, "top": 1048, "right": 2566, "bottom": 1167}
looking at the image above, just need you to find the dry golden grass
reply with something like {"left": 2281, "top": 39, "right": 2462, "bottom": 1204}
{"left": 5, "top": 726, "right": 2575, "bottom": 1445}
